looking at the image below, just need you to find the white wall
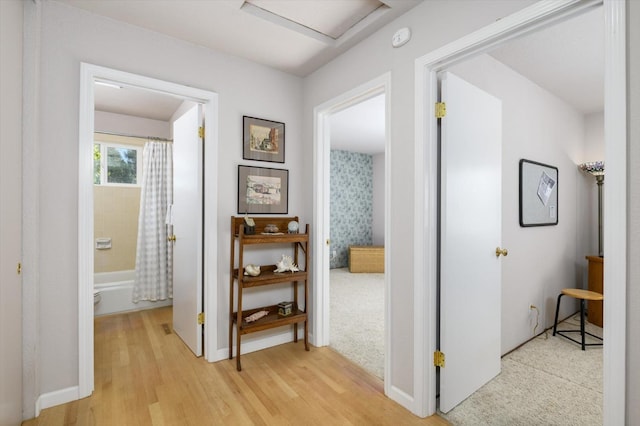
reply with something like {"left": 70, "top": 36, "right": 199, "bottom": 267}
{"left": 23, "top": 0, "right": 303, "bottom": 415}
{"left": 94, "top": 110, "right": 170, "bottom": 139}
{"left": 372, "top": 153, "right": 385, "bottom": 245}
{"left": 303, "top": 0, "right": 537, "bottom": 398}
{"left": 584, "top": 112, "right": 605, "bottom": 160}
{"left": 449, "top": 54, "right": 595, "bottom": 353}
{"left": 627, "top": 1, "right": 640, "bottom": 422}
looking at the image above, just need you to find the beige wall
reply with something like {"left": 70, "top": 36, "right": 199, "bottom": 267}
{"left": 93, "top": 134, "right": 146, "bottom": 273}
{"left": 93, "top": 185, "right": 141, "bottom": 273}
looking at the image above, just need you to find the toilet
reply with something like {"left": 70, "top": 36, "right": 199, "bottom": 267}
{"left": 93, "top": 290, "right": 101, "bottom": 305}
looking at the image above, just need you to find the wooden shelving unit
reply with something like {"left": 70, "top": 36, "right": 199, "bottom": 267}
{"left": 228, "top": 216, "right": 310, "bottom": 371}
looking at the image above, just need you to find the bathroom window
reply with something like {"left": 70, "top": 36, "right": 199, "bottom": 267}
{"left": 94, "top": 142, "right": 141, "bottom": 186}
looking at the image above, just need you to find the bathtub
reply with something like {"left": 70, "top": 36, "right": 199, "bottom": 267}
{"left": 94, "top": 269, "right": 172, "bottom": 316}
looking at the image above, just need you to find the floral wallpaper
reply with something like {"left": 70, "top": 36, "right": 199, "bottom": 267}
{"left": 330, "top": 150, "right": 373, "bottom": 268}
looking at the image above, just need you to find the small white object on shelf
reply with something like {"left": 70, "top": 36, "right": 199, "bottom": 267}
{"left": 244, "top": 264, "right": 261, "bottom": 276}
{"left": 245, "top": 310, "right": 269, "bottom": 323}
{"left": 274, "top": 254, "right": 299, "bottom": 273}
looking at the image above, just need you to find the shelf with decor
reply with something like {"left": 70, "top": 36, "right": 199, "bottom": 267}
{"left": 228, "top": 216, "right": 309, "bottom": 371}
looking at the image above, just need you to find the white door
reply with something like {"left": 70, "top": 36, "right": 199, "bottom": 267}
{"left": 439, "top": 72, "right": 503, "bottom": 413}
{"left": 172, "top": 104, "right": 204, "bottom": 356}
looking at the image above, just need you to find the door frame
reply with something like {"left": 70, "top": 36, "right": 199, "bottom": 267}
{"left": 312, "top": 73, "right": 391, "bottom": 393}
{"left": 78, "top": 63, "right": 219, "bottom": 398}
{"left": 413, "top": 0, "right": 626, "bottom": 421}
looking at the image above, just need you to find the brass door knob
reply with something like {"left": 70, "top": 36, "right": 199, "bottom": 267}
{"left": 168, "top": 235, "right": 177, "bottom": 242}
{"left": 495, "top": 247, "right": 508, "bottom": 257}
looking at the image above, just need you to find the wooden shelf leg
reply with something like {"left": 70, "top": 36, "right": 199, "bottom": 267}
{"left": 304, "top": 319, "right": 309, "bottom": 351}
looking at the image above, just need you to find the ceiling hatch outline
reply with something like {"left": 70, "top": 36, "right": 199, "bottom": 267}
{"left": 241, "top": 0, "right": 390, "bottom": 45}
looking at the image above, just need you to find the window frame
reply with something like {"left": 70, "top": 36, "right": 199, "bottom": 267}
{"left": 94, "top": 141, "right": 142, "bottom": 187}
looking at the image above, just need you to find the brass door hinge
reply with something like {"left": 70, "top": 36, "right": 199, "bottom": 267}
{"left": 198, "top": 126, "right": 204, "bottom": 139}
{"left": 17, "top": 263, "right": 22, "bottom": 275}
{"left": 197, "top": 312, "right": 205, "bottom": 325}
{"left": 435, "top": 102, "right": 447, "bottom": 118}
{"left": 434, "top": 350, "right": 445, "bottom": 368}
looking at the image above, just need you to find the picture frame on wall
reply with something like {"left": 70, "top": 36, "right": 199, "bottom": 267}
{"left": 243, "top": 116, "right": 285, "bottom": 163}
{"left": 238, "top": 165, "right": 288, "bottom": 214}
{"left": 519, "top": 159, "right": 559, "bottom": 227}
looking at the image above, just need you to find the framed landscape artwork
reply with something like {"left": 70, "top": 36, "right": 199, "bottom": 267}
{"left": 243, "top": 116, "right": 285, "bottom": 163}
{"left": 238, "top": 165, "right": 288, "bottom": 214}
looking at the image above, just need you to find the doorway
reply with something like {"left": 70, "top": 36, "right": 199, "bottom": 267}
{"left": 312, "top": 73, "right": 391, "bottom": 390}
{"left": 78, "top": 63, "right": 220, "bottom": 398}
{"left": 328, "top": 93, "right": 386, "bottom": 379}
{"left": 414, "top": 0, "right": 626, "bottom": 421}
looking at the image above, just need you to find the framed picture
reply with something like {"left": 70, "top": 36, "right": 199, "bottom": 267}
{"left": 243, "top": 116, "right": 285, "bottom": 163}
{"left": 519, "top": 159, "right": 558, "bottom": 227}
{"left": 238, "top": 165, "right": 288, "bottom": 214}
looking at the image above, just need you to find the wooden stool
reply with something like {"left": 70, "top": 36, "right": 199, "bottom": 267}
{"left": 553, "top": 288, "right": 603, "bottom": 350}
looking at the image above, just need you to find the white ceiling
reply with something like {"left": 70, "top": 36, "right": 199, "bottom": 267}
{"left": 330, "top": 94, "right": 386, "bottom": 155}
{"left": 59, "top": 0, "right": 422, "bottom": 77}
{"left": 76, "top": 0, "right": 603, "bottom": 153}
{"left": 489, "top": 6, "right": 604, "bottom": 116}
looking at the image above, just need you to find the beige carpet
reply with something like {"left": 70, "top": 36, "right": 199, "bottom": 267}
{"left": 439, "top": 315, "right": 603, "bottom": 425}
{"left": 329, "top": 269, "right": 602, "bottom": 424}
{"left": 329, "top": 267, "right": 384, "bottom": 379}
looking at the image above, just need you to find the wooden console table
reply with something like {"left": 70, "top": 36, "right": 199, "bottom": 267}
{"left": 586, "top": 255, "right": 603, "bottom": 327}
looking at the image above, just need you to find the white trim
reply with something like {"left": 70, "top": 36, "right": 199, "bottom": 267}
{"left": 218, "top": 328, "right": 305, "bottom": 360}
{"left": 35, "top": 386, "right": 79, "bottom": 417}
{"left": 312, "top": 72, "right": 391, "bottom": 393}
{"left": 78, "top": 63, "right": 220, "bottom": 400}
{"left": 602, "top": 0, "right": 626, "bottom": 423}
{"left": 413, "top": 0, "right": 626, "bottom": 419}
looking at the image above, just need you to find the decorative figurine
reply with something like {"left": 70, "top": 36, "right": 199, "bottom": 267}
{"left": 243, "top": 264, "right": 261, "bottom": 276}
{"left": 264, "top": 223, "right": 279, "bottom": 233}
{"left": 287, "top": 220, "right": 299, "bottom": 234}
{"left": 274, "top": 254, "right": 299, "bottom": 273}
{"left": 243, "top": 214, "right": 255, "bottom": 235}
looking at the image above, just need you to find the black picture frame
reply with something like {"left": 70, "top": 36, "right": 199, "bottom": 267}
{"left": 519, "top": 159, "right": 559, "bottom": 227}
{"left": 243, "top": 116, "right": 285, "bottom": 163}
{"left": 238, "top": 165, "right": 288, "bottom": 214}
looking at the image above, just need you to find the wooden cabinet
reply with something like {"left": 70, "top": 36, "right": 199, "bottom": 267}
{"left": 228, "top": 216, "right": 309, "bottom": 371}
{"left": 586, "top": 255, "right": 603, "bottom": 327}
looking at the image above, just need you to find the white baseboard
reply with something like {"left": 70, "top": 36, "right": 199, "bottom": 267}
{"left": 213, "top": 330, "right": 305, "bottom": 362}
{"left": 387, "top": 384, "right": 417, "bottom": 417}
{"left": 35, "top": 386, "right": 79, "bottom": 417}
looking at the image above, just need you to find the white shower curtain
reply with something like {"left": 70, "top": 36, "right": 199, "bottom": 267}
{"left": 133, "top": 141, "right": 173, "bottom": 302}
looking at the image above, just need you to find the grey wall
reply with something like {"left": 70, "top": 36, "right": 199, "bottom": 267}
{"left": 329, "top": 150, "right": 373, "bottom": 268}
{"left": 0, "top": 1, "right": 24, "bottom": 424}
{"left": 22, "top": 0, "right": 304, "bottom": 415}
{"left": 15, "top": 0, "right": 638, "bottom": 421}
{"left": 627, "top": 1, "right": 640, "bottom": 423}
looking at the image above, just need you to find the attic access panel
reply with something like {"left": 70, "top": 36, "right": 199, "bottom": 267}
{"left": 244, "top": 0, "right": 386, "bottom": 40}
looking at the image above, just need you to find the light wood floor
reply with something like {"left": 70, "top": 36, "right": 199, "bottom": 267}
{"left": 23, "top": 307, "right": 448, "bottom": 425}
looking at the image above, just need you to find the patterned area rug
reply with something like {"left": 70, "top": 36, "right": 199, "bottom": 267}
{"left": 329, "top": 267, "right": 384, "bottom": 379}
{"left": 440, "top": 315, "right": 603, "bottom": 425}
